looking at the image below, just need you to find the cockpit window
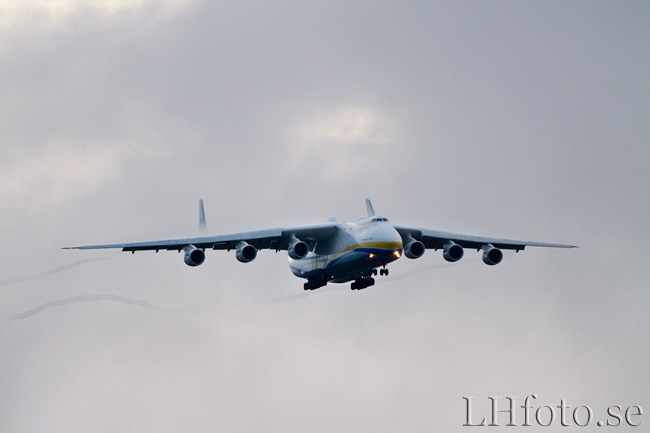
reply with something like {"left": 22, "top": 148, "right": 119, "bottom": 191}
{"left": 371, "top": 217, "right": 389, "bottom": 222}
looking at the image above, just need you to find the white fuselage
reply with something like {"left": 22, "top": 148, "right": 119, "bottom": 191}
{"left": 288, "top": 216, "right": 403, "bottom": 283}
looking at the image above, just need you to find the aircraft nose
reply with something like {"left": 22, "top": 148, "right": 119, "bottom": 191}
{"left": 383, "top": 224, "right": 403, "bottom": 248}
{"left": 393, "top": 229, "right": 403, "bottom": 247}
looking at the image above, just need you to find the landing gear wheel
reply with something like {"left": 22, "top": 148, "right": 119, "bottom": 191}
{"left": 351, "top": 277, "right": 375, "bottom": 290}
{"left": 305, "top": 274, "right": 328, "bottom": 291}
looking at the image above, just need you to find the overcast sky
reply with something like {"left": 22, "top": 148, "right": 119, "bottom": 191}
{"left": 0, "top": 1, "right": 648, "bottom": 431}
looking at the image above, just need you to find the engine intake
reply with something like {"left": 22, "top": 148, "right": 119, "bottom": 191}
{"left": 183, "top": 245, "right": 205, "bottom": 267}
{"left": 288, "top": 240, "right": 309, "bottom": 260}
{"left": 404, "top": 239, "right": 425, "bottom": 259}
{"left": 443, "top": 241, "right": 464, "bottom": 262}
{"left": 482, "top": 244, "right": 503, "bottom": 266}
{"left": 236, "top": 242, "right": 257, "bottom": 263}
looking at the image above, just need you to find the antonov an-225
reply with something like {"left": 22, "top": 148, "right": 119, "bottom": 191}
{"left": 66, "top": 199, "right": 576, "bottom": 291}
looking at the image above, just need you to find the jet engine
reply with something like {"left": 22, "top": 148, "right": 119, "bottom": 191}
{"left": 443, "top": 241, "right": 464, "bottom": 262}
{"left": 236, "top": 242, "right": 257, "bottom": 263}
{"left": 482, "top": 244, "right": 503, "bottom": 266}
{"left": 404, "top": 239, "right": 425, "bottom": 259}
{"left": 183, "top": 245, "right": 205, "bottom": 267}
{"left": 288, "top": 240, "right": 309, "bottom": 260}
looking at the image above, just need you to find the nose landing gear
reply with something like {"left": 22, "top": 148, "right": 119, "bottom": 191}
{"left": 379, "top": 268, "right": 389, "bottom": 276}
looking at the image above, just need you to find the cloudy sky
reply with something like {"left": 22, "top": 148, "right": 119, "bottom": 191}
{"left": 0, "top": 1, "right": 648, "bottom": 431}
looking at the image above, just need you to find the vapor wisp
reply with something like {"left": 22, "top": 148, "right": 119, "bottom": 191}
{"left": 5, "top": 294, "right": 182, "bottom": 324}
{"left": 0, "top": 227, "right": 60, "bottom": 248}
{"left": 383, "top": 255, "right": 482, "bottom": 282}
{"left": 0, "top": 252, "right": 120, "bottom": 287}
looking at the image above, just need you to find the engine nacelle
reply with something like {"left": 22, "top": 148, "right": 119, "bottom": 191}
{"left": 288, "top": 240, "right": 309, "bottom": 260}
{"left": 183, "top": 245, "right": 205, "bottom": 267}
{"left": 404, "top": 240, "right": 425, "bottom": 259}
{"left": 482, "top": 244, "right": 503, "bottom": 266}
{"left": 443, "top": 241, "right": 464, "bottom": 262}
{"left": 236, "top": 242, "right": 257, "bottom": 263}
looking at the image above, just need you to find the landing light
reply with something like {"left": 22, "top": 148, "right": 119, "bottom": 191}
{"left": 369, "top": 254, "right": 374, "bottom": 258}
{"left": 394, "top": 251, "right": 401, "bottom": 258}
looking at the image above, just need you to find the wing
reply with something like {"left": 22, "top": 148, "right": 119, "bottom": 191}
{"left": 65, "top": 223, "right": 339, "bottom": 252}
{"left": 393, "top": 225, "right": 577, "bottom": 251}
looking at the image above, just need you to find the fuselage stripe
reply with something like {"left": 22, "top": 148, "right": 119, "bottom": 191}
{"left": 333, "top": 241, "right": 403, "bottom": 259}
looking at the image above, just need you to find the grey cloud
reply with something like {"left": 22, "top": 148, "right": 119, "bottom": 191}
{"left": 0, "top": 1, "right": 648, "bottom": 432}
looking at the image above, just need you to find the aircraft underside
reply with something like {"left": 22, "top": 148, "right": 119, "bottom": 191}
{"left": 291, "top": 246, "right": 402, "bottom": 291}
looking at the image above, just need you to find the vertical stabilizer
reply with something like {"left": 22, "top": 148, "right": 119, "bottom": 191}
{"left": 365, "top": 198, "right": 376, "bottom": 217}
{"left": 199, "top": 199, "right": 206, "bottom": 233}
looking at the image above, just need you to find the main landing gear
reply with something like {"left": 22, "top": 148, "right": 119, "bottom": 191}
{"left": 352, "top": 266, "right": 389, "bottom": 290}
{"left": 351, "top": 277, "right": 375, "bottom": 290}
{"left": 304, "top": 274, "right": 328, "bottom": 291}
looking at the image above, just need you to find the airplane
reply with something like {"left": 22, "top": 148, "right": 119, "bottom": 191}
{"left": 65, "top": 199, "right": 577, "bottom": 291}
